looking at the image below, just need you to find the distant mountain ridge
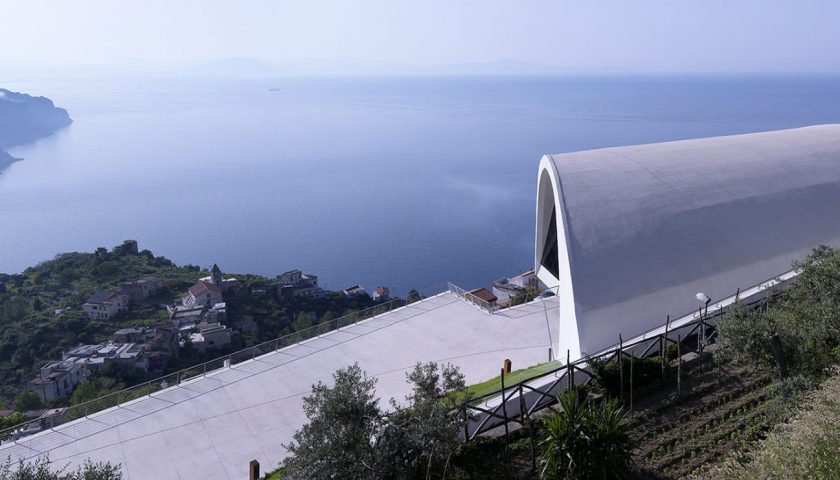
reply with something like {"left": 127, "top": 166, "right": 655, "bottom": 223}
{"left": 175, "top": 57, "right": 575, "bottom": 77}
{"left": 0, "top": 88, "right": 72, "bottom": 170}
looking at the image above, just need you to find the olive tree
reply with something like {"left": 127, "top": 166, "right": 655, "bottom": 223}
{"left": 0, "top": 457, "right": 122, "bottom": 480}
{"left": 716, "top": 245, "right": 840, "bottom": 377}
{"left": 281, "top": 362, "right": 470, "bottom": 479}
{"left": 378, "top": 362, "right": 469, "bottom": 478}
{"left": 281, "top": 363, "right": 383, "bottom": 479}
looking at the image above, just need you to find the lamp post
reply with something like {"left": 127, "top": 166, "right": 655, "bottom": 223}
{"left": 695, "top": 292, "right": 712, "bottom": 316}
{"left": 695, "top": 292, "right": 712, "bottom": 327}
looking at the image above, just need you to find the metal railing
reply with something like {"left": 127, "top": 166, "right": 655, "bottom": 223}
{"left": 447, "top": 282, "right": 499, "bottom": 313}
{"left": 460, "top": 274, "right": 791, "bottom": 440}
{"left": 0, "top": 285, "right": 447, "bottom": 443}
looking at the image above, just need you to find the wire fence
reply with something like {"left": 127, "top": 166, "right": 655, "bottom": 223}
{"left": 0, "top": 284, "right": 447, "bottom": 443}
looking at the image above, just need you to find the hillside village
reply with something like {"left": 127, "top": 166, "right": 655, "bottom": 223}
{"left": 0, "top": 241, "right": 403, "bottom": 430}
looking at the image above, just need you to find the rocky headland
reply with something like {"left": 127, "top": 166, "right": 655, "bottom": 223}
{"left": 0, "top": 88, "right": 72, "bottom": 171}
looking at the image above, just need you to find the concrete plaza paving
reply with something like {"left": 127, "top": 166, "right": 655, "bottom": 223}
{"left": 0, "top": 292, "right": 556, "bottom": 479}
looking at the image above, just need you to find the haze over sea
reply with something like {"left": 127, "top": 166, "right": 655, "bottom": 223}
{"left": 2, "top": 75, "right": 840, "bottom": 294}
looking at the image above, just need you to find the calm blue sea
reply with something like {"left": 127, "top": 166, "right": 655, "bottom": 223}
{"left": 2, "top": 75, "right": 840, "bottom": 294}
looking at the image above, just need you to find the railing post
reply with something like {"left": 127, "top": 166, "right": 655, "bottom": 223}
{"left": 662, "top": 315, "right": 670, "bottom": 382}
{"left": 567, "top": 349, "right": 572, "bottom": 390}
{"left": 619, "top": 334, "right": 624, "bottom": 404}
{"left": 700, "top": 315, "right": 705, "bottom": 370}
{"left": 500, "top": 368, "right": 510, "bottom": 459}
{"left": 677, "top": 334, "right": 682, "bottom": 397}
{"left": 462, "top": 405, "right": 470, "bottom": 443}
{"left": 629, "top": 351, "right": 634, "bottom": 411}
{"left": 520, "top": 384, "right": 537, "bottom": 473}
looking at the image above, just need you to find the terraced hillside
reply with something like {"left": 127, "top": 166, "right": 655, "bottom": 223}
{"left": 630, "top": 361, "right": 777, "bottom": 479}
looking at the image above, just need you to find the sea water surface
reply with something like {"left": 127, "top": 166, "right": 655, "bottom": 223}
{"left": 2, "top": 75, "right": 840, "bottom": 294}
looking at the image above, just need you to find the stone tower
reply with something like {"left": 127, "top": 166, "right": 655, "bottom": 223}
{"left": 211, "top": 264, "right": 222, "bottom": 287}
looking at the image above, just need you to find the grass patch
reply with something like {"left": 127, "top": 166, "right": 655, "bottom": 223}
{"left": 458, "top": 360, "right": 561, "bottom": 401}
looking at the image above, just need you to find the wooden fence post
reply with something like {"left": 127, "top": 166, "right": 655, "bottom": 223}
{"left": 567, "top": 349, "right": 572, "bottom": 390}
{"left": 771, "top": 334, "right": 788, "bottom": 380}
{"left": 619, "top": 334, "right": 624, "bottom": 404}
{"left": 629, "top": 351, "right": 634, "bottom": 411}
{"left": 677, "top": 334, "right": 682, "bottom": 397}
{"left": 500, "top": 368, "right": 509, "bottom": 459}
{"left": 717, "top": 305, "right": 723, "bottom": 385}
{"left": 462, "top": 405, "right": 470, "bottom": 444}
{"left": 519, "top": 384, "right": 537, "bottom": 473}
{"left": 571, "top": 356, "right": 575, "bottom": 389}
{"left": 662, "top": 315, "right": 670, "bottom": 382}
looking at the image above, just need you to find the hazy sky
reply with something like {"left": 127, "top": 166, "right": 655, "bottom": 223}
{"left": 2, "top": 0, "right": 839, "bottom": 74}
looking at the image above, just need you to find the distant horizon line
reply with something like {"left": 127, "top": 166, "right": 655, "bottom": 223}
{"left": 4, "top": 70, "right": 840, "bottom": 82}
{"left": 3, "top": 56, "right": 840, "bottom": 78}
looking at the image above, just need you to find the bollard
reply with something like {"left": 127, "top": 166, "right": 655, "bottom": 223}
{"left": 249, "top": 460, "right": 260, "bottom": 480}
{"left": 503, "top": 358, "right": 512, "bottom": 374}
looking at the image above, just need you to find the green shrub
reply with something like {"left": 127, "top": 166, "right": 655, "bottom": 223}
{"left": 538, "top": 389, "right": 633, "bottom": 479}
{"left": 510, "top": 288, "right": 541, "bottom": 307}
{"left": 716, "top": 246, "right": 840, "bottom": 377}
{"left": 588, "top": 355, "right": 662, "bottom": 398}
{"left": 0, "top": 457, "right": 122, "bottom": 479}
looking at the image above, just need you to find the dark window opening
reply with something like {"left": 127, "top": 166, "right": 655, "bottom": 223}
{"left": 541, "top": 207, "right": 560, "bottom": 278}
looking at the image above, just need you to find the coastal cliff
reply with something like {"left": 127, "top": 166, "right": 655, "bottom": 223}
{"left": 0, "top": 150, "right": 21, "bottom": 170}
{"left": 0, "top": 88, "right": 72, "bottom": 170}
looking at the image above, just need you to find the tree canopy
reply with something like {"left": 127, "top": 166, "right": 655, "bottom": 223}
{"left": 716, "top": 245, "right": 840, "bottom": 377}
{"left": 281, "top": 362, "right": 471, "bottom": 480}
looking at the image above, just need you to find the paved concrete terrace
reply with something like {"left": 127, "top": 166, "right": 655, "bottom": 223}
{"left": 0, "top": 292, "right": 557, "bottom": 479}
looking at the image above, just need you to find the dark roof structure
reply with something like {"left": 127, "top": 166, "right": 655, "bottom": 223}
{"left": 188, "top": 281, "right": 222, "bottom": 297}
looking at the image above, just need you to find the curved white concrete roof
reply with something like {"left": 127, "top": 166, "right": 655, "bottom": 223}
{"left": 536, "top": 125, "right": 840, "bottom": 358}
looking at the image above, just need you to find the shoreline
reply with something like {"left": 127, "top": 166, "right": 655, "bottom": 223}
{"left": 0, "top": 150, "right": 22, "bottom": 172}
